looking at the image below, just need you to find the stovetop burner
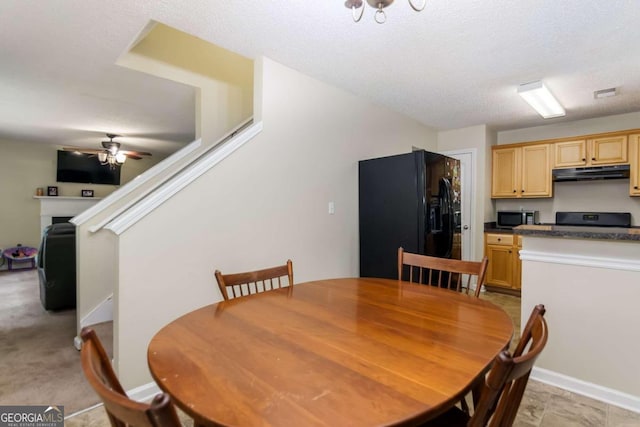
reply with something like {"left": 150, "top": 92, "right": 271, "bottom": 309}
{"left": 555, "top": 212, "right": 631, "bottom": 228}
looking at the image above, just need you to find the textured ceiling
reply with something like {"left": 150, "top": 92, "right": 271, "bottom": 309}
{"left": 1, "top": 0, "right": 639, "bottom": 154}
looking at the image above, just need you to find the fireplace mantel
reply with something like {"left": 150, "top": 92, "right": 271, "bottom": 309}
{"left": 35, "top": 196, "right": 102, "bottom": 234}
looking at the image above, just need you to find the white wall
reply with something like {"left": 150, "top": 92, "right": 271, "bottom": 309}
{"left": 75, "top": 23, "right": 254, "bottom": 330}
{"left": 496, "top": 180, "right": 640, "bottom": 225}
{"left": 485, "top": 127, "right": 497, "bottom": 221}
{"left": 495, "top": 112, "right": 640, "bottom": 223}
{"left": 497, "top": 112, "right": 640, "bottom": 145}
{"left": 114, "top": 56, "right": 437, "bottom": 389}
{"left": 119, "top": 23, "right": 253, "bottom": 146}
{"left": 521, "top": 236, "right": 640, "bottom": 406}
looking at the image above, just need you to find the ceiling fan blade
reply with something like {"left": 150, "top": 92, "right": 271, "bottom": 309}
{"left": 63, "top": 146, "right": 102, "bottom": 154}
{"left": 95, "top": 133, "right": 152, "bottom": 158}
{"left": 122, "top": 150, "right": 152, "bottom": 157}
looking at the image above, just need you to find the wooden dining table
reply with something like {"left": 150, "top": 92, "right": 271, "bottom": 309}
{"left": 147, "top": 277, "right": 513, "bottom": 427}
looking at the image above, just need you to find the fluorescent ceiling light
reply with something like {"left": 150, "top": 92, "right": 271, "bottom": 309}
{"left": 517, "top": 81, "right": 565, "bottom": 119}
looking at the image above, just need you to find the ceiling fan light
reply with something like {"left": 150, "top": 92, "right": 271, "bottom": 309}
{"left": 115, "top": 152, "right": 127, "bottom": 164}
{"left": 98, "top": 152, "right": 108, "bottom": 163}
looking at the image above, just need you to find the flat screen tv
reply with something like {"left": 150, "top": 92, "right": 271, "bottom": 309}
{"left": 56, "top": 150, "right": 121, "bottom": 185}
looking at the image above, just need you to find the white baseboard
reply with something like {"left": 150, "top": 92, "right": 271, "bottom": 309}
{"left": 64, "top": 382, "right": 161, "bottom": 420}
{"left": 126, "top": 381, "right": 162, "bottom": 403}
{"left": 80, "top": 294, "right": 114, "bottom": 328}
{"left": 531, "top": 367, "right": 640, "bottom": 414}
{"left": 64, "top": 402, "right": 104, "bottom": 420}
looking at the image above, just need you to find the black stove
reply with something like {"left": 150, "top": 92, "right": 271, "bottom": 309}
{"left": 555, "top": 211, "right": 631, "bottom": 228}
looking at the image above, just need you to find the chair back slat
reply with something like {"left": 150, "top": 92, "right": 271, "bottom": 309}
{"left": 398, "top": 247, "right": 489, "bottom": 297}
{"left": 215, "top": 260, "right": 293, "bottom": 301}
{"left": 80, "top": 327, "right": 182, "bottom": 427}
{"left": 469, "top": 304, "right": 548, "bottom": 427}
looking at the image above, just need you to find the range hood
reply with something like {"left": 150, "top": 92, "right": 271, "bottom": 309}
{"left": 552, "top": 164, "right": 630, "bottom": 182}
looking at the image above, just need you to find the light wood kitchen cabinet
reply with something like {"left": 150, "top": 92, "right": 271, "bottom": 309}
{"left": 491, "top": 144, "right": 552, "bottom": 198}
{"left": 554, "top": 139, "right": 587, "bottom": 167}
{"left": 491, "top": 147, "right": 519, "bottom": 198}
{"left": 484, "top": 233, "right": 521, "bottom": 293}
{"left": 553, "top": 135, "right": 628, "bottom": 168}
{"left": 514, "top": 235, "right": 522, "bottom": 290}
{"left": 630, "top": 134, "right": 640, "bottom": 196}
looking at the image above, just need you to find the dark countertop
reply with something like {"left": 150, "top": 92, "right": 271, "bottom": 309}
{"left": 512, "top": 224, "right": 640, "bottom": 242}
{"left": 484, "top": 222, "right": 517, "bottom": 234}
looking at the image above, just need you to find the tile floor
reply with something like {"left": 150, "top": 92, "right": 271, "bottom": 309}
{"left": 66, "top": 291, "right": 640, "bottom": 426}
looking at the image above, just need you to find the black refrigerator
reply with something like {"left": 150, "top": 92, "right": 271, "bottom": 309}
{"left": 359, "top": 150, "right": 461, "bottom": 279}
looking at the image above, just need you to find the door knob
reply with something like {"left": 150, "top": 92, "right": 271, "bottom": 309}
{"left": 463, "top": 225, "right": 469, "bottom": 230}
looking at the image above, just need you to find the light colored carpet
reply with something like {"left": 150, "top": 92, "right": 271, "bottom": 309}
{"left": 0, "top": 269, "right": 112, "bottom": 415}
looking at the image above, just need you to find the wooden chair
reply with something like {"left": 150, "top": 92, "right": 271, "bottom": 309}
{"left": 80, "top": 327, "right": 182, "bottom": 427}
{"left": 422, "top": 304, "right": 548, "bottom": 427}
{"left": 215, "top": 259, "right": 293, "bottom": 300}
{"left": 398, "top": 247, "right": 489, "bottom": 297}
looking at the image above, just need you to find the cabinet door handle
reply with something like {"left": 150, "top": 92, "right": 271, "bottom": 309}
{"left": 513, "top": 189, "right": 517, "bottom": 193}
{"left": 592, "top": 157, "right": 596, "bottom": 161}
{"left": 635, "top": 186, "right": 638, "bottom": 190}
{"left": 582, "top": 158, "right": 586, "bottom": 161}
{"left": 508, "top": 250, "right": 512, "bottom": 254}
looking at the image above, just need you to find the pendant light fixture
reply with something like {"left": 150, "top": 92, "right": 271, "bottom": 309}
{"left": 345, "top": 0, "right": 427, "bottom": 24}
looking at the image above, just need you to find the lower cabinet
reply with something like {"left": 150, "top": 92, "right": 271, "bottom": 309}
{"left": 484, "top": 233, "right": 522, "bottom": 293}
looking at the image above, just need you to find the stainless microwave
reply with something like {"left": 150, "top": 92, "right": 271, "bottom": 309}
{"left": 496, "top": 210, "right": 539, "bottom": 229}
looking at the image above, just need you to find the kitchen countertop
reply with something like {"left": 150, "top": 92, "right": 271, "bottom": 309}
{"left": 484, "top": 222, "right": 517, "bottom": 234}
{"left": 512, "top": 224, "right": 640, "bottom": 242}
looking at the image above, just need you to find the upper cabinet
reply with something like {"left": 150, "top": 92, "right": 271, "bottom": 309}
{"left": 589, "top": 135, "right": 627, "bottom": 166}
{"left": 554, "top": 139, "right": 587, "bottom": 167}
{"left": 630, "top": 134, "right": 640, "bottom": 196}
{"left": 553, "top": 135, "right": 627, "bottom": 168}
{"left": 492, "top": 144, "right": 551, "bottom": 198}
{"left": 493, "top": 130, "right": 637, "bottom": 199}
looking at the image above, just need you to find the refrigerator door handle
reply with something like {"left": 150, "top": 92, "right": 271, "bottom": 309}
{"left": 439, "top": 177, "right": 454, "bottom": 258}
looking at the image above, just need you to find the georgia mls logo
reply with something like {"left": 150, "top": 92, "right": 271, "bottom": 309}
{"left": 44, "top": 407, "right": 63, "bottom": 417}
{"left": 0, "top": 405, "right": 64, "bottom": 427}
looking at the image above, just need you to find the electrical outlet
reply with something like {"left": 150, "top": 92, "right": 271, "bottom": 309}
{"left": 328, "top": 201, "right": 335, "bottom": 215}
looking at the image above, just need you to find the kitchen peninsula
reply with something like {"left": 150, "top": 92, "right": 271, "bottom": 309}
{"left": 513, "top": 225, "right": 640, "bottom": 412}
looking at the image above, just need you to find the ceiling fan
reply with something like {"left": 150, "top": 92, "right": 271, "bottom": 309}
{"left": 64, "top": 133, "right": 152, "bottom": 168}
